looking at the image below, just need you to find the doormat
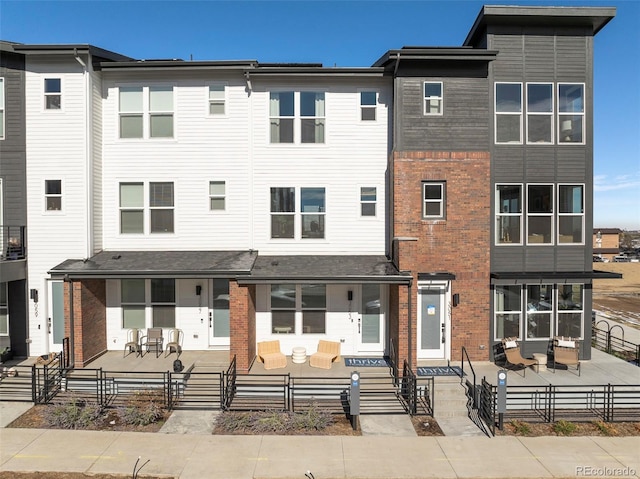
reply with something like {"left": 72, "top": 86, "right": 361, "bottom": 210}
{"left": 344, "top": 357, "right": 390, "bottom": 368}
{"left": 417, "top": 366, "right": 464, "bottom": 377}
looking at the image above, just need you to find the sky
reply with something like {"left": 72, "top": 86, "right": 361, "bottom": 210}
{"left": 1, "top": 0, "right": 639, "bottom": 230}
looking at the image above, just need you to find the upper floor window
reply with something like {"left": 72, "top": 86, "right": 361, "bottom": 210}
{"left": 0, "top": 78, "right": 5, "bottom": 139}
{"left": 270, "top": 187, "right": 325, "bottom": 239}
{"left": 558, "top": 84, "right": 584, "bottom": 144}
{"left": 422, "top": 182, "right": 445, "bottom": 219}
{"left": 423, "top": 82, "right": 443, "bottom": 115}
{"left": 527, "top": 184, "right": 553, "bottom": 245}
{"left": 526, "top": 83, "right": 553, "bottom": 144}
{"left": 209, "top": 181, "right": 226, "bottom": 210}
{"left": 270, "top": 91, "right": 325, "bottom": 144}
{"left": 119, "top": 86, "right": 174, "bottom": 139}
{"left": 209, "top": 84, "right": 226, "bottom": 115}
{"left": 496, "top": 184, "right": 522, "bottom": 244}
{"left": 119, "top": 181, "right": 174, "bottom": 234}
{"left": 45, "top": 179, "right": 62, "bottom": 211}
{"left": 44, "top": 78, "right": 61, "bottom": 110}
{"left": 558, "top": 184, "right": 584, "bottom": 244}
{"left": 495, "top": 83, "right": 522, "bottom": 143}
{"left": 360, "top": 187, "right": 376, "bottom": 217}
{"left": 360, "top": 91, "right": 377, "bottom": 121}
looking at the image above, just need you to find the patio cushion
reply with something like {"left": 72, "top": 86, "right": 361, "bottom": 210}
{"left": 504, "top": 340, "right": 518, "bottom": 349}
{"left": 557, "top": 339, "right": 575, "bottom": 348}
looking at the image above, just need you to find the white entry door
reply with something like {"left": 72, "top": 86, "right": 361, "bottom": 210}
{"left": 47, "top": 280, "right": 65, "bottom": 353}
{"left": 417, "top": 283, "right": 449, "bottom": 359}
{"left": 357, "top": 284, "right": 385, "bottom": 353}
{"left": 209, "top": 279, "right": 230, "bottom": 347}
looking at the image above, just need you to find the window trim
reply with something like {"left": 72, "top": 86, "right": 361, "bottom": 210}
{"left": 423, "top": 81, "right": 443, "bottom": 116}
{"left": 525, "top": 82, "right": 554, "bottom": 145}
{"left": 557, "top": 184, "right": 585, "bottom": 245}
{"left": 0, "top": 77, "right": 5, "bottom": 140}
{"left": 422, "top": 181, "right": 446, "bottom": 220}
{"left": 43, "top": 77, "right": 62, "bottom": 111}
{"left": 495, "top": 184, "right": 523, "bottom": 246}
{"left": 44, "top": 179, "right": 63, "bottom": 213}
{"left": 557, "top": 83, "right": 586, "bottom": 146}
{"left": 207, "top": 83, "right": 227, "bottom": 117}
{"left": 359, "top": 90, "right": 377, "bottom": 122}
{"left": 495, "top": 82, "right": 523, "bottom": 144}
{"left": 526, "top": 183, "right": 554, "bottom": 246}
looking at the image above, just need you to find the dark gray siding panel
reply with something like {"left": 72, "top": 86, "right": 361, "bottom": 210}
{"left": 524, "top": 149, "right": 557, "bottom": 183}
{"left": 525, "top": 247, "right": 555, "bottom": 270}
{"left": 556, "top": 248, "right": 588, "bottom": 270}
{"left": 397, "top": 76, "right": 490, "bottom": 151}
{"left": 491, "top": 34, "right": 524, "bottom": 79}
{"left": 557, "top": 148, "right": 588, "bottom": 181}
{"left": 494, "top": 148, "right": 525, "bottom": 181}
{"left": 493, "top": 248, "right": 525, "bottom": 272}
{"left": 524, "top": 36, "right": 556, "bottom": 80}
{"left": 556, "top": 35, "right": 588, "bottom": 80}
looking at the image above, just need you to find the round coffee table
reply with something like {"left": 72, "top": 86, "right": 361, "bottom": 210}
{"left": 532, "top": 353, "right": 547, "bottom": 372}
{"left": 292, "top": 347, "right": 307, "bottom": 364}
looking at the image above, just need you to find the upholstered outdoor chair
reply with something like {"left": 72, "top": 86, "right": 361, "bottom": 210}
{"left": 165, "top": 328, "right": 183, "bottom": 357}
{"left": 552, "top": 336, "right": 581, "bottom": 376}
{"left": 140, "top": 327, "right": 164, "bottom": 358}
{"left": 309, "top": 340, "right": 341, "bottom": 369}
{"left": 501, "top": 337, "right": 537, "bottom": 377}
{"left": 124, "top": 328, "right": 141, "bottom": 357}
{"left": 257, "top": 340, "right": 287, "bottom": 370}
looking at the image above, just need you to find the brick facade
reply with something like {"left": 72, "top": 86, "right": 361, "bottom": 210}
{"left": 64, "top": 279, "right": 107, "bottom": 367}
{"left": 394, "top": 151, "right": 491, "bottom": 363}
{"left": 229, "top": 281, "right": 256, "bottom": 372}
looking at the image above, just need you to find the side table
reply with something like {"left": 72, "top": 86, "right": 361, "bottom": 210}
{"left": 532, "top": 353, "right": 547, "bottom": 373}
{"left": 292, "top": 347, "right": 307, "bottom": 364}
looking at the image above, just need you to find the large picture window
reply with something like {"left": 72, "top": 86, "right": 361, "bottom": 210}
{"left": 496, "top": 185, "right": 522, "bottom": 244}
{"left": 495, "top": 83, "right": 522, "bottom": 143}
{"left": 121, "top": 279, "right": 176, "bottom": 330}
{"left": 270, "top": 284, "right": 326, "bottom": 335}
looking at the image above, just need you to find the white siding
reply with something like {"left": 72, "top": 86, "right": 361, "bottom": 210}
{"left": 24, "top": 57, "right": 90, "bottom": 355}
{"left": 91, "top": 65, "right": 103, "bottom": 252}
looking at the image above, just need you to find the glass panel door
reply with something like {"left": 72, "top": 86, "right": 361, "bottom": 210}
{"left": 358, "top": 284, "right": 384, "bottom": 352}
{"left": 48, "top": 280, "right": 65, "bottom": 352}
{"left": 210, "top": 279, "right": 230, "bottom": 347}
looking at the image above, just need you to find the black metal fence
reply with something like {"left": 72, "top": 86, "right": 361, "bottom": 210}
{"left": 478, "top": 379, "right": 640, "bottom": 435}
{"left": 592, "top": 320, "right": 640, "bottom": 366}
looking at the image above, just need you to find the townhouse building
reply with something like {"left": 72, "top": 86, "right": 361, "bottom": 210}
{"left": 1, "top": 5, "right": 617, "bottom": 371}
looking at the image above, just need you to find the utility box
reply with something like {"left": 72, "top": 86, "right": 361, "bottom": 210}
{"left": 349, "top": 371, "right": 360, "bottom": 430}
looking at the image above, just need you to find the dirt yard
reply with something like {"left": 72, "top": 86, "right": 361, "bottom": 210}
{"left": 592, "top": 263, "right": 640, "bottom": 327}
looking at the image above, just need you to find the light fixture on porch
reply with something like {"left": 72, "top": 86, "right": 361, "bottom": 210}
{"left": 196, "top": 285, "right": 202, "bottom": 296}
{"left": 453, "top": 293, "right": 460, "bottom": 307}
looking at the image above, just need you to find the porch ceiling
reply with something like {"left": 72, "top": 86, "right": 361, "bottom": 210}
{"left": 48, "top": 250, "right": 258, "bottom": 279}
{"left": 238, "top": 255, "right": 412, "bottom": 284}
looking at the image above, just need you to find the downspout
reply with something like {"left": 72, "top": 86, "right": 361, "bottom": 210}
{"left": 64, "top": 275, "right": 74, "bottom": 367}
{"left": 74, "top": 49, "right": 93, "bottom": 258}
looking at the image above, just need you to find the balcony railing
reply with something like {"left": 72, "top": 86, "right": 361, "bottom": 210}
{"left": 1, "top": 225, "right": 26, "bottom": 261}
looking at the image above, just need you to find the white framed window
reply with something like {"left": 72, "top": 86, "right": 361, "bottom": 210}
{"left": 0, "top": 284, "right": 8, "bottom": 336}
{"left": 119, "top": 182, "right": 144, "bottom": 234}
{"left": 494, "top": 285, "right": 521, "bottom": 340}
{"left": 121, "top": 279, "right": 146, "bottom": 329}
{"left": 0, "top": 77, "right": 5, "bottom": 140}
{"left": 360, "top": 91, "right": 377, "bottom": 121}
{"left": 301, "top": 187, "right": 325, "bottom": 238}
{"left": 557, "top": 284, "right": 583, "bottom": 338}
{"left": 149, "top": 182, "right": 174, "bottom": 233}
{"left": 527, "top": 184, "right": 553, "bottom": 245}
{"left": 423, "top": 82, "right": 443, "bottom": 115}
{"left": 270, "top": 91, "right": 325, "bottom": 144}
{"left": 44, "top": 78, "right": 61, "bottom": 110}
{"left": 558, "top": 184, "right": 584, "bottom": 244}
{"left": 209, "top": 181, "right": 226, "bottom": 210}
{"left": 270, "top": 187, "right": 295, "bottom": 239}
{"left": 495, "top": 82, "right": 522, "bottom": 144}
{"left": 45, "top": 179, "right": 62, "bottom": 211}
{"left": 151, "top": 279, "right": 175, "bottom": 328}
{"left": 360, "top": 187, "right": 376, "bottom": 217}
{"left": 118, "top": 86, "right": 174, "bottom": 139}
{"left": 422, "top": 182, "right": 445, "bottom": 219}
{"left": 270, "top": 187, "right": 326, "bottom": 240}
{"left": 558, "top": 83, "right": 585, "bottom": 144}
{"left": 496, "top": 184, "right": 522, "bottom": 245}
{"left": 271, "top": 284, "right": 296, "bottom": 334}
{"left": 526, "top": 83, "right": 553, "bottom": 144}
{"left": 208, "top": 84, "right": 226, "bottom": 115}
{"left": 302, "top": 284, "right": 326, "bottom": 334}
{"left": 526, "top": 284, "right": 553, "bottom": 340}
{"left": 270, "top": 284, "right": 326, "bottom": 335}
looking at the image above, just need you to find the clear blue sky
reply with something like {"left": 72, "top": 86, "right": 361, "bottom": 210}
{"left": 1, "top": 0, "right": 638, "bottom": 230}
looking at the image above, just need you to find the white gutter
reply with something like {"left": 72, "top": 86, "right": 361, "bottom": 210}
{"left": 74, "top": 49, "right": 93, "bottom": 258}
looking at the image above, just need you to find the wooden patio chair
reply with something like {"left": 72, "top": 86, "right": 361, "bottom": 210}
{"left": 140, "top": 327, "right": 164, "bottom": 358}
{"left": 165, "top": 328, "right": 183, "bottom": 357}
{"left": 501, "top": 337, "right": 537, "bottom": 377}
{"left": 552, "top": 337, "right": 581, "bottom": 376}
{"left": 309, "top": 340, "right": 341, "bottom": 369}
{"left": 257, "top": 340, "right": 287, "bottom": 370}
{"left": 123, "top": 328, "right": 141, "bottom": 357}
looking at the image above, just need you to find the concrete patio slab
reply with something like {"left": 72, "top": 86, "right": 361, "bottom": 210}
{"left": 359, "top": 413, "right": 417, "bottom": 436}
{"left": 159, "top": 409, "right": 219, "bottom": 435}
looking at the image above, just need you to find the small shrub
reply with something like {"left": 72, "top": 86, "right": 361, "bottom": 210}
{"left": 553, "top": 420, "right": 577, "bottom": 435}
{"left": 117, "top": 389, "right": 164, "bottom": 426}
{"left": 250, "top": 410, "right": 291, "bottom": 433}
{"left": 293, "top": 403, "right": 334, "bottom": 431}
{"left": 593, "top": 420, "right": 618, "bottom": 436}
{"left": 215, "top": 405, "right": 335, "bottom": 434}
{"left": 44, "top": 398, "right": 104, "bottom": 429}
{"left": 509, "top": 420, "right": 532, "bottom": 436}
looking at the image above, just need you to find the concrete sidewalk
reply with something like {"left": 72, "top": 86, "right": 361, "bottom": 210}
{"left": 1, "top": 427, "right": 638, "bottom": 478}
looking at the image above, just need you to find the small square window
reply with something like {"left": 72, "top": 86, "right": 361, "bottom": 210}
{"left": 209, "top": 84, "right": 226, "bottom": 115}
{"left": 44, "top": 78, "right": 61, "bottom": 110}
{"left": 45, "top": 180, "right": 62, "bottom": 211}
{"left": 209, "top": 181, "right": 226, "bottom": 210}
{"left": 423, "top": 82, "right": 443, "bottom": 115}
{"left": 360, "top": 91, "right": 376, "bottom": 121}
{"left": 360, "top": 187, "right": 376, "bottom": 216}
{"left": 422, "top": 182, "right": 445, "bottom": 219}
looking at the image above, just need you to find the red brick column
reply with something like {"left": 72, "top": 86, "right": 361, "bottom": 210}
{"left": 63, "top": 279, "right": 107, "bottom": 367}
{"left": 229, "top": 281, "right": 256, "bottom": 372}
